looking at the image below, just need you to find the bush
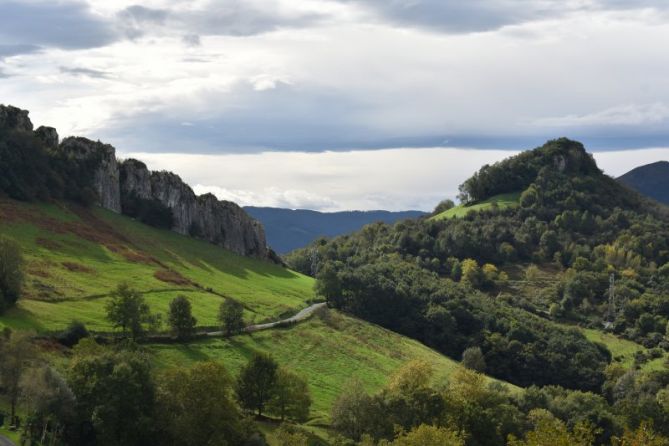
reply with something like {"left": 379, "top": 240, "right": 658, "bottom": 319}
{"left": 56, "top": 321, "right": 89, "bottom": 347}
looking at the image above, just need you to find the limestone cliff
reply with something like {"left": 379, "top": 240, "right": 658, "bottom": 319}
{"left": 120, "top": 160, "right": 268, "bottom": 257}
{"left": 59, "top": 137, "right": 122, "bottom": 213}
{"left": 0, "top": 104, "right": 269, "bottom": 259}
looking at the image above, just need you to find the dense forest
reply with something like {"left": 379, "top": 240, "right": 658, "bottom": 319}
{"left": 285, "top": 139, "right": 669, "bottom": 444}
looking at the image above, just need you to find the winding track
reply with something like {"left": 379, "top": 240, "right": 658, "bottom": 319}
{"left": 206, "top": 302, "right": 327, "bottom": 337}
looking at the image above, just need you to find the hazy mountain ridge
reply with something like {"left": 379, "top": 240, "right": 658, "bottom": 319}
{"left": 244, "top": 206, "right": 426, "bottom": 253}
{"left": 618, "top": 160, "right": 669, "bottom": 206}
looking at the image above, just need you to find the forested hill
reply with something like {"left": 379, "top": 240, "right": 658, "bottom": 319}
{"left": 287, "top": 138, "right": 669, "bottom": 394}
{"left": 618, "top": 160, "right": 669, "bottom": 206}
{"left": 244, "top": 207, "right": 426, "bottom": 253}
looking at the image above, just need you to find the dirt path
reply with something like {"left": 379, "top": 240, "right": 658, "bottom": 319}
{"left": 206, "top": 302, "right": 327, "bottom": 337}
{"left": 0, "top": 434, "right": 16, "bottom": 446}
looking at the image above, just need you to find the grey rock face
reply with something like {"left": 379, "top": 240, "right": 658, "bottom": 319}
{"left": 149, "top": 170, "right": 200, "bottom": 235}
{"left": 35, "top": 126, "right": 59, "bottom": 148}
{"left": 0, "top": 105, "right": 33, "bottom": 132}
{"left": 59, "top": 137, "right": 122, "bottom": 213}
{"left": 0, "top": 104, "right": 268, "bottom": 259}
{"left": 120, "top": 159, "right": 152, "bottom": 200}
{"left": 120, "top": 161, "right": 268, "bottom": 258}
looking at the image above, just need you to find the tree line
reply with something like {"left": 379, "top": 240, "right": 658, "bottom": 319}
{"left": 328, "top": 360, "right": 669, "bottom": 446}
{"left": 0, "top": 329, "right": 311, "bottom": 446}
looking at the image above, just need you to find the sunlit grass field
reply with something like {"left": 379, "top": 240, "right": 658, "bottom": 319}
{"left": 150, "top": 309, "right": 515, "bottom": 424}
{"left": 431, "top": 192, "right": 520, "bottom": 220}
{"left": 0, "top": 199, "right": 315, "bottom": 332}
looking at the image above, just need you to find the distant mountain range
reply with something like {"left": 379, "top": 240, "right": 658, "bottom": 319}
{"left": 618, "top": 161, "right": 669, "bottom": 206}
{"left": 244, "top": 207, "right": 427, "bottom": 253}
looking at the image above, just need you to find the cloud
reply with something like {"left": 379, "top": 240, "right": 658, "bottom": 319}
{"left": 193, "top": 185, "right": 339, "bottom": 210}
{"left": 117, "top": 146, "right": 669, "bottom": 211}
{"left": 182, "top": 34, "right": 201, "bottom": 47}
{"left": 120, "top": 147, "right": 520, "bottom": 211}
{"left": 59, "top": 66, "right": 111, "bottom": 79}
{"left": 532, "top": 103, "right": 669, "bottom": 127}
{"left": 116, "top": 1, "right": 326, "bottom": 39}
{"left": 0, "top": 1, "right": 118, "bottom": 51}
{"left": 336, "top": 0, "right": 669, "bottom": 34}
{"left": 344, "top": 0, "right": 552, "bottom": 33}
{"left": 0, "top": 44, "right": 41, "bottom": 59}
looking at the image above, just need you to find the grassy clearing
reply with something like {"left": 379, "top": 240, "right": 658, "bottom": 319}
{"left": 0, "top": 199, "right": 315, "bottom": 332}
{"left": 431, "top": 192, "right": 520, "bottom": 220}
{"left": 149, "top": 309, "right": 517, "bottom": 425}
{"left": 582, "top": 328, "right": 668, "bottom": 371}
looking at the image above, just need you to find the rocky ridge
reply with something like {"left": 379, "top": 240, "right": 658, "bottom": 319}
{"left": 0, "top": 104, "right": 268, "bottom": 258}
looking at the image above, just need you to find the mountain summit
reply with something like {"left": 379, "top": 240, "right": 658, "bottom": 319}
{"left": 618, "top": 160, "right": 669, "bottom": 206}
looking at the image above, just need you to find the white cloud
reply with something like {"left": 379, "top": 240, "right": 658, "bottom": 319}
{"left": 3, "top": 0, "right": 669, "bottom": 162}
{"left": 193, "top": 185, "right": 339, "bottom": 210}
{"left": 115, "top": 146, "right": 669, "bottom": 211}
{"left": 532, "top": 103, "right": 669, "bottom": 127}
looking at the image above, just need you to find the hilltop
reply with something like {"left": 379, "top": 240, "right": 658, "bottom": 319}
{"left": 290, "top": 138, "right": 669, "bottom": 386}
{"left": 618, "top": 160, "right": 669, "bottom": 206}
{"left": 245, "top": 207, "right": 426, "bottom": 253}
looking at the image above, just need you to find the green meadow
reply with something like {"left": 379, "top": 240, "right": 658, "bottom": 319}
{"left": 0, "top": 198, "right": 516, "bottom": 436}
{"left": 0, "top": 199, "right": 315, "bottom": 332}
{"left": 582, "top": 327, "right": 669, "bottom": 372}
{"left": 149, "top": 310, "right": 497, "bottom": 424}
{"left": 431, "top": 192, "right": 520, "bottom": 220}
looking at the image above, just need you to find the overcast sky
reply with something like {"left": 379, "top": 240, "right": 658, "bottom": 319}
{"left": 2, "top": 0, "right": 669, "bottom": 211}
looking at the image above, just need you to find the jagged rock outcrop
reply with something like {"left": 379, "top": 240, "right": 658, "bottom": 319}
{"left": 0, "top": 105, "right": 33, "bottom": 132}
{"left": 120, "top": 159, "right": 152, "bottom": 200}
{"left": 0, "top": 103, "right": 269, "bottom": 259}
{"left": 35, "top": 126, "right": 59, "bottom": 148}
{"left": 59, "top": 137, "right": 122, "bottom": 213}
{"left": 120, "top": 160, "right": 268, "bottom": 258}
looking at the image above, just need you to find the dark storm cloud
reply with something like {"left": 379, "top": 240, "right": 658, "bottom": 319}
{"left": 0, "top": 1, "right": 118, "bottom": 53}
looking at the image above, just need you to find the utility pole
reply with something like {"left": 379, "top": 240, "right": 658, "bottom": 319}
{"left": 605, "top": 273, "right": 615, "bottom": 328}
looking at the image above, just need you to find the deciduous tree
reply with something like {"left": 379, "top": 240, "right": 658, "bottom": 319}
{"left": 236, "top": 353, "right": 278, "bottom": 417}
{"left": 167, "top": 295, "right": 196, "bottom": 340}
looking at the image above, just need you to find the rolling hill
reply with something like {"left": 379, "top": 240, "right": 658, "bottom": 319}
{"left": 0, "top": 196, "right": 508, "bottom": 431}
{"left": 618, "top": 160, "right": 669, "bottom": 205}
{"left": 244, "top": 207, "right": 426, "bottom": 254}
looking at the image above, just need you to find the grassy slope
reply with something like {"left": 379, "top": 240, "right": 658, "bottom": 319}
{"left": 0, "top": 199, "right": 315, "bottom": 331}
{"left": 0, "top": 198, "right": 515, "bottom": 434}
{"left": 431, "top": 192, "right": 520, "bottom": 220}
{"left": 150, "top": 309, "right": 513, "bottom": 425}
{"left": 583, "top": 328, "right": 668, "bottom": 372}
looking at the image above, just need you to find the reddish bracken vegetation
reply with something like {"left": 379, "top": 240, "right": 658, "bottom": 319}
{"left": 154, "top": 269, "right": 192, "bottom": 285}
{"left": 0, "top": 199, "right": 162, "bottom": 266}
{"left": 62, "top": 261, "right": 96, "bottom": 274}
